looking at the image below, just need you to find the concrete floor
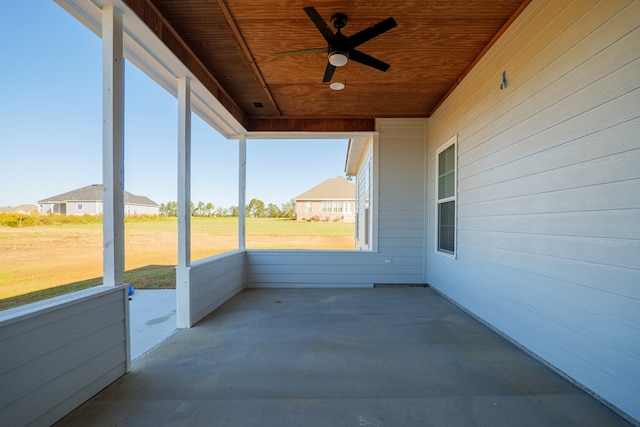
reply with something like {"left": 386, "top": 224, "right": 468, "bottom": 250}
{"left": 57, "top": 288, "right": 630, "bottom": 426}
{"left": 129, "top": 289, "right": 177, "bottom": 360}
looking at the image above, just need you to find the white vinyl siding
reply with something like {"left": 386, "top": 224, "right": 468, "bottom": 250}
{"left": 0, "top": 286, "right": 129, "bottom": 426}
{"left": 36, "top": 202, "right": 156, "bottom": 216}
{"left": 246, "top": 250, "right": 425, "bottom": 288}
{"left": 66, "top": 201, "right": 98, "bottom": 216}
{"left": 427, "top": 0, "right": 640, "bottom": 421}
{"left": 377, "top": 119, "right": 427, "bottom": 264}
{"left": 177, "top": 251, "right": 245, "bottom": 327}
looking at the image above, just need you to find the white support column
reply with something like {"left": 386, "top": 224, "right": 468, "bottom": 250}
{"left": 176, "top": 76, "right": 192, "bottom": 328}
{"left": 238, "top": 135, "right": 247, "bottom": 251}
{"left": 102, "top": 6, "right": 125, "bottom": 287}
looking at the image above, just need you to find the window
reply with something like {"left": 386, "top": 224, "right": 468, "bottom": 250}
{"left": 436, "top": 135, "right": 456, "bottom": 256}
{"left": 322, "top": 201, "right": 343, "bottom": 213}
{"left": 77, "top": 203, "right": 83, "bottom": 210}
{"left": 365, "top": 162, "right": 371, "bottom": 246}
{"left": 344, "top": 202, "right": 352, "bottom": 214}
{"left": 306, "top": 201, "right": 312, "bottom": 213}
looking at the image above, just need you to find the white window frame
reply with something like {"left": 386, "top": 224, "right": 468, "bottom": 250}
{"left": 357, "top": 133, "right": 378, "bottom": 252}
{"left": 435, "top": 134, "right": 457, "bottom": 258}
{"left": 305, "top": 201, "right": 312, "bottom": 213}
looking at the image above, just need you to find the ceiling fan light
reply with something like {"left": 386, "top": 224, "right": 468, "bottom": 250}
{"left": 328, "top": 51, "right": 349, "bottom": 67}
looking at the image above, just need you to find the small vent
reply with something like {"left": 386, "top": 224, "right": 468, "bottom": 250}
{"left": 253, "top": 102, "right": 264, "bottom": 108}
{"left": 374, "top": 284, "right": 429, "bottom": 288}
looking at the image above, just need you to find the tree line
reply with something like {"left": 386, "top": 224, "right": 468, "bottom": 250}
{"left": 159, "top": 198, "right": 296, "bottom": 219}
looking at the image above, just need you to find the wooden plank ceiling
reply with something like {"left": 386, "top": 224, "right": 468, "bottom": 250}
{"left": 123, "top": 0, "right": 529, "bottom": 132}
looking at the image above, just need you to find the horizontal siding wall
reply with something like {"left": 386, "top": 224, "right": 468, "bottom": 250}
{"left": 377, "top": 118, "right": 428, "bottom": 269}
{"left": 0, "top": 286, "right": 129, "bottom": 426}
{"left": 427, "top": 0, "right": 640, "bottom": 422}
{"left": 248, "top": 118, "right": 427, "bottom": 287}
{"left": 189, "top": 251, "right": 245, "bottom": 325}
{"left": 246, "top": 251, "right": 424, "bottom": 288}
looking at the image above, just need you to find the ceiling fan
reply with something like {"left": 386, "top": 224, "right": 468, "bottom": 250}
{"left": 276, "top": 7, "right": 397, "bottom": 83}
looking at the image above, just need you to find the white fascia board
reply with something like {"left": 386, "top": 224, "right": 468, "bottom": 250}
{"left": 55, "top": 0, "right": 246, "bottom": 139}
{"left": 345, "top": 134, "right": 373, "bottom": 176}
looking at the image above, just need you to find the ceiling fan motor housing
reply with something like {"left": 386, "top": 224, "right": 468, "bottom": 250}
{"left": 331, "top": 13, "right": 348, "bottom": 30}
{"left": 328, "top": 14, "right": 349, "bottom": 67}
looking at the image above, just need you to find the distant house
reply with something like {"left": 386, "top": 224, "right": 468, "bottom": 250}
{"left": 37, "top": 184, "right": 159, "bottom": 216}
{"left": 294, "top": 176, "right": 355, "bottom": 222}
{"left": 0, "top": 204, "right": 37, "bottom": 214}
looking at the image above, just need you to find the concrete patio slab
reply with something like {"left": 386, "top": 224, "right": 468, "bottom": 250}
{"left": 129, "top": 289, "right": 177, "bottom": 360}
{"left": 58, "top": 288, "right": 631, "bottom": 426}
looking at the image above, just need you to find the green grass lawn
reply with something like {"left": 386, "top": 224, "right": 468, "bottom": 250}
{"left": 0, "top": 217, "right": 354, "bottom": 310}
{"left": 0, "top": 265, "right": 177, "bottom": 311}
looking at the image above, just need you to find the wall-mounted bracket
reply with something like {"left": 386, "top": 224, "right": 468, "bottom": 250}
{"left": 500, "top": 70, "right": 507, "bottom": 90}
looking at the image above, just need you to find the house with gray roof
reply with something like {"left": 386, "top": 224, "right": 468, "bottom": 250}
{"left": 294, "top": 176, "right": 355, "bottom": 222}
{"left": 37, "top": 184, "right": 159, "bottom": 216}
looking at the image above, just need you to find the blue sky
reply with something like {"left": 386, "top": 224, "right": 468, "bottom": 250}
{"left": 0, "top": 2, "right": 348, "bottom": 209}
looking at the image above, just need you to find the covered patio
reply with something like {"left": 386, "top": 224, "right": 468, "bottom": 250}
{"left": 1, "top": 0, "right": 638, "bottom": 425}
{"left": 56, "top": 287, "right": 629, "bottom": 426}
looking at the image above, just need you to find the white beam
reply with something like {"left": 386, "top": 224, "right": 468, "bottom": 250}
{"left": 238, "top": 135, "right": 247, "bottom": 251}
{"left": 102, "top": 5, "right": 125, "bottom": 286}
{"left": 176, "top": 75, "right": 192, "bottom": 328}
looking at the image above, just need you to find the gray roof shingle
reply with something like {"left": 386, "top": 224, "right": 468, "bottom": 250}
{"left": 295, "top": 176, "right": 355, "bottom": 200}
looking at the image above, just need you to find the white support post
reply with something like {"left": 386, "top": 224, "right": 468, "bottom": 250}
{"left": 102, "top": 6, "right": 125, "bottom": 287}
{"left": 238, "top": 135, "right": 247, "bottom": 251}
{"left": 176, "top": 76, "right": 192, "bottom": 328}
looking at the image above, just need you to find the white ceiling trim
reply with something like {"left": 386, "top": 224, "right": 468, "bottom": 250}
{"left": 54, "top": 0, "right": 247, "bottom": 138}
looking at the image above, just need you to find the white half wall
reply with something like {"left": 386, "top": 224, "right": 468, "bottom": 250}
{"left": 246, "top": 250, "right": 423, "bottom": 288}
{"left": 187, "top": 251, "right": 246, "bottom": 326}
{"left": 427, "top": 0, "right": 640, "bottom": 422}
{"left": 0, "top": 286, "right": 129, "bottom": 426}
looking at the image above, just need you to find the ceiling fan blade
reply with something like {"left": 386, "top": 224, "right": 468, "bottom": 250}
{"left": 322, "top": 62, "right": 336, "bottom": 83}
{"left": 303, "top": 6, "right": 338, "bottom": 45}
{"left": 349, "top": 49, "right": 391, "bottom": 72}
{"left": 347, "top": 17, "right": 397, "bottom": 48}
{"left": 276, "top": 47, "right": 327, "bottom": 57}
